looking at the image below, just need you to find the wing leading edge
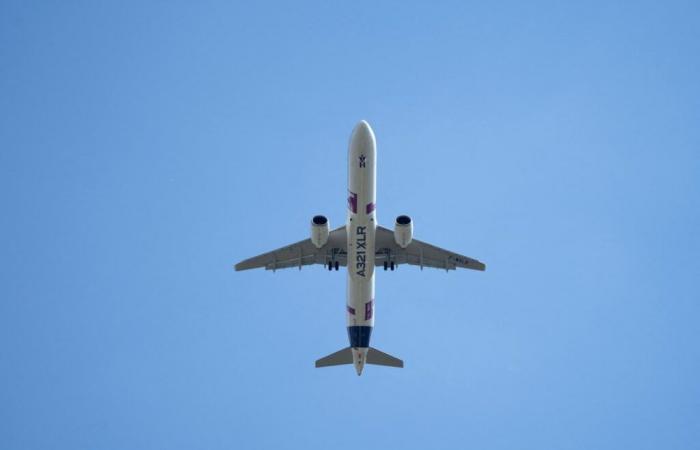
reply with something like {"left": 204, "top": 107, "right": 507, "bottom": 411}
{"left": 374, "top": 225, "right": 485, "bottom": 272}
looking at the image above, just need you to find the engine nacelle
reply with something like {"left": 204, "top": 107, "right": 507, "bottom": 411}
{"left": 311, "top": 215, "right": 330, "bottom": 248}
{"left": 394, "top": 215, "right": 413, "bottom": 248}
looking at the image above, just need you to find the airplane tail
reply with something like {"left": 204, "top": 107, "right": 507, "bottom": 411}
{"left": 367, "top": 347, "right": 404, "bottom": 368}
{"left": 315, "top": 347, "right": 353, "bottom": 367}
{"left": 315, "top": 347, "right": 403, "bottom": 368}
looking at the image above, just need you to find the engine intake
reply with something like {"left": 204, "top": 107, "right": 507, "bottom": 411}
{"left": 311, "top": 215, "right": 330, "bottom": 248}
{"left": 394, "top": 215, "right": 413, "bottom": 248}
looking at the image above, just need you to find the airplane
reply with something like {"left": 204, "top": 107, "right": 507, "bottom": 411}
{"left": 235, "top": 120, "right": 486, "bottom": 375}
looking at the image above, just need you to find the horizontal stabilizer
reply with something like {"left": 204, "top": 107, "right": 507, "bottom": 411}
{"left": 315, "top": 347, "right": 353, "bottom": 367}
{"left": 366, "top": 347, "right": 403, "bottom": 368}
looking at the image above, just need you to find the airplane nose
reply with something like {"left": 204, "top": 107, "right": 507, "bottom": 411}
{"left": 350, "top": 120, "right": 375, "bottom": 151}
{"left": 353, "top": 120, "right": 373, "bottom": 139}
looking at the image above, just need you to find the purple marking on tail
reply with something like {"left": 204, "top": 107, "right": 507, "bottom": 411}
{"left": 366, "top": 202, "right": 375, "bottom": 214}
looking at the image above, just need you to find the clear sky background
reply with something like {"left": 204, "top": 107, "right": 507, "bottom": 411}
{"left": 2, "top": 1, "right": 699, "bottom": 449}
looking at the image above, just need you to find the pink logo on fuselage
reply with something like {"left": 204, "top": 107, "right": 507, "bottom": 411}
{"left": 347, "top": 191, "right": 357, "bottom": 214}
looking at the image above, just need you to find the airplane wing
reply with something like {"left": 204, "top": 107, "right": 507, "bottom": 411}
{"left": 234, "top": 226, "right": 347, "bottom": 271}
{"left": 375, "top": 225, "right": 486, "bottom": 272}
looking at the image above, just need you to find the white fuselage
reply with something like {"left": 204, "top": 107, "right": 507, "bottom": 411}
{"left": 345, "top": 121, "right": 377, "bottom": 375}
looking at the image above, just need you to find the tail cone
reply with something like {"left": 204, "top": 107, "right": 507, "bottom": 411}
{"left": 352, "top": 347, "right": 368, "bottom": 376}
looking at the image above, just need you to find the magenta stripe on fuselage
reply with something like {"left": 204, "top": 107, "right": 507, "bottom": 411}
{"left": 347, "top": 191, "right": 357, "bottom": 214}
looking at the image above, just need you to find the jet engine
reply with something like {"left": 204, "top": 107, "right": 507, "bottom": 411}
{"left": 394, "top": 215, "right": 413, "bottom": 248}
{"left": 311, "top": 215, "right": 330, "bottom": 248}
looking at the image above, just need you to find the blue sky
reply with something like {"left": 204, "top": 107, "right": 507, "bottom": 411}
{"left": 2, "top": 1, "right": 699, "bottom": 449}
